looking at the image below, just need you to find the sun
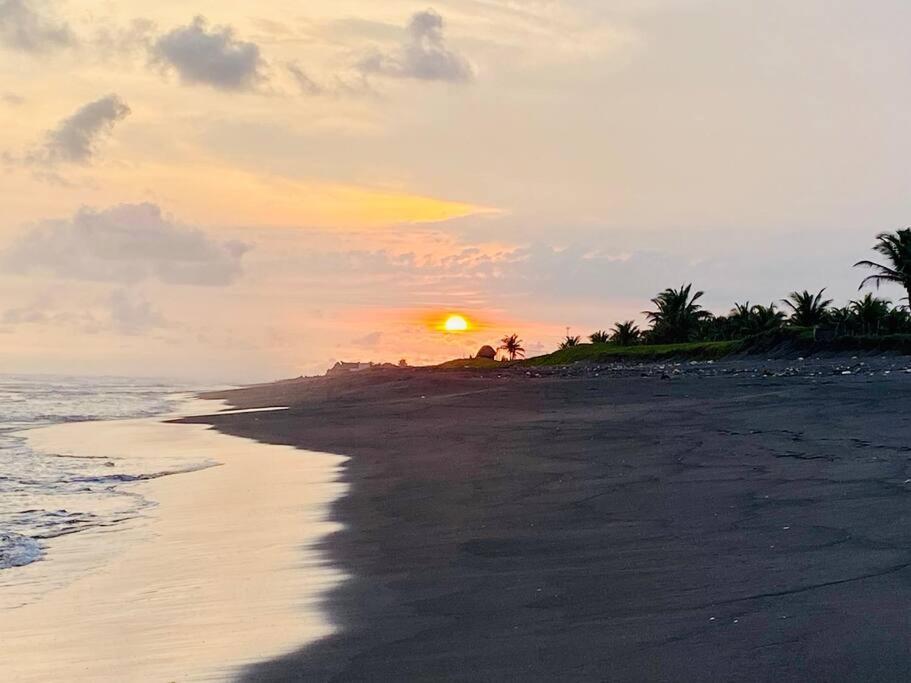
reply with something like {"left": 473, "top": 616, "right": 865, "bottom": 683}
{"left": 443, "top": 314, "right": 470, "bottom": 332}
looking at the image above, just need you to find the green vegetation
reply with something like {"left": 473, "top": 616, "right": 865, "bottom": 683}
{"left": 523, "top": 340, "right": 740, "bottom": 366}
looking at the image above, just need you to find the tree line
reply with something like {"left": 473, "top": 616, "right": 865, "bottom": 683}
{"left": 497, "top": 229, "right": 911, "bottom": 356}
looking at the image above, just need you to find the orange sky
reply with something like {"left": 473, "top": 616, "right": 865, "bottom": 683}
{"left": 2, "top": 1, "right": 911, "bottom": 380}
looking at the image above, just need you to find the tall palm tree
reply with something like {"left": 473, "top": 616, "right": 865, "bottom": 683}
{"left": 855, "top": 229, "right": 911, "bottom": 303}
{"left": 782, "top": 288, "right": 832, "bottom": 326}
{"left": 644, "top": 284, "right": 711, "bottom": 343}
{"left": 610, "top": 321, "right": 641, "bottom": 346}
{"left": 589, "top": 330, "right": 610, "bottom": 344}
{"left": 850, "top": 294, "right": 891, "bottom": 335}
{"left": 559, "top": 335, "right": 581, "bottom": 350}
{"left": 498, "top": 333, "right": 525, "bottom": 360}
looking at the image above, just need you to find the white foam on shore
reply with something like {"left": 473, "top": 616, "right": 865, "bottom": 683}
{"left": 0, "top": 398, "right": 349, "bottom": 682}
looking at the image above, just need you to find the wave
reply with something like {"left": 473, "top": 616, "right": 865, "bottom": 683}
{"left": 0, "top": 532, "right": 43, "bottom": 570}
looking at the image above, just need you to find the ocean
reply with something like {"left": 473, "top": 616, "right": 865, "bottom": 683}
{"left": 0, "top": 375, "right": 208, "bottom": 573}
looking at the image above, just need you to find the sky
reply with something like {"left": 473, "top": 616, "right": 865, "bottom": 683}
{"left": 2, "top": 0, "right": 911, "bottom": 382}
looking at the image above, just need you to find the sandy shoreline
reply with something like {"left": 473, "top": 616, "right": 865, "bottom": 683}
{"left": 0, "top": 399, "right": 347, "bottom": 682}
{"left": 195, "top": 356, "right": 911, "bottom": 681}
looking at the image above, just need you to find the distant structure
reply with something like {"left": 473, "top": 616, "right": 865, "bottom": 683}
{"left": 327, "top": 360, "right": 404, "bottom": 376}
{"left": 475, "top": 345, "right": 497, "bottom": 360}
{"left": 327, "top": 361, "right": 375, "bottom": 376}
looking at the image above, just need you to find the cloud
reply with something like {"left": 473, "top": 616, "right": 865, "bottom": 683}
{"left": 286, "top": 62, "right": 324, "bottom": 96}
{"left": 3, "top": 203, "right": 250, "bottom": 286}
{"left": 0, "top": 0, "right": 73, "bottom": 53}
{"left": 151, "top": 16, "right": 264, "bottom": 91}
{"left": 27, "top": 94, "right": 130, "bottom": 166}
{"left": 107, "top": 289, "right": 164, "bottom": 334}
{"left": 1, "top": 303, "right": 47, "bottom": 324}
{"left": 2, "top": 92, "right": 23, "bottom": 105}
{"left": 358, "top": 9, "right": 473, "bottom": 83}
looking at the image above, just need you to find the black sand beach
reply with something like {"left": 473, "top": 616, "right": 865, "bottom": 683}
{"left": 193, "top": 356, "right": 911, "bottom": 681}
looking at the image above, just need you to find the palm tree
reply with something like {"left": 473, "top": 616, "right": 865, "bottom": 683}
{"left": 827, "top": 306, "right": 855, "bottom": 335}
{"left": 855, "top": 229, "right": 911, "bottom": 303}
{"left": 749, "top": 303, "right": 787, "bottom": 333}
{"left": 850, "top": 294, "right": 891, "bottom": 335}
{"left": 782, "top": 288, "right": 832, "bottom": 327}
{"left": 727, "top": 302, "right": 784, "bottom": 336}
{"left": 644, "top": 284, "right": 711, "bottom": 343}
{"left": 589, "top": 330, "right": 610, "bottom": 344}
{"left": 728, "top": 302, "right": 754, "bottom": 338}
{"left": 883, "top": 306, "right": 911, "bottom": 335}
{"left": 559, "top": 335, "right": 581, "bottom": 350}
{"left": 498, "top": 333, "right": 525, "bottom": 360}
{"left": 610, "top": 321, "right": 641, "bottom": 346}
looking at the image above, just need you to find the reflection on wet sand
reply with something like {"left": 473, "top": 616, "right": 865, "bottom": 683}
{"left": 0, "top": 400, "right": 348, "bottom": 682}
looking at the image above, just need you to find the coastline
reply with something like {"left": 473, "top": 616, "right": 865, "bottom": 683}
{"left": 194, "top": 355, "right": 911, "bottom": 681}
{"left": 0, "top": 399, "right": 348, "bottom": 682}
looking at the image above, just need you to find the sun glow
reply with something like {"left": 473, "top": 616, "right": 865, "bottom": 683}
{"left": 443, "top": 314, "right": 470, "bottom": 332}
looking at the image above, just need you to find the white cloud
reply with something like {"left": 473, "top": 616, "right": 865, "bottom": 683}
{"left": 27, "top": 94, "right": 130, "bottom": 166}
{"left": 3, "top": 203, "right": 250, "bottom": 286}
{"left": 358, "top": 9, "right": 473, "bottom": 83}
{"left": 0, "top": 0, "right": 73, "bottom": 53}
{"left": 152, "top": 16, "right": 264, "bottom": 91}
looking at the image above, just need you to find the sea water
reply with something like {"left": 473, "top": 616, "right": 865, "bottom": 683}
{"left": 0, "top": 374, "right": 210, "bottom": 574}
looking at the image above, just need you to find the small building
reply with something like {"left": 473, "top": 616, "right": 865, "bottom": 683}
{"left": 476, "top": 345, "right": 497, "bottom": 360}
{"left": 327, "top": 361, "right": 375, "bottom": 376}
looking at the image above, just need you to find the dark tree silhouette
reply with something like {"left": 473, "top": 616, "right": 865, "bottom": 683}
{"left": 610, "top": 321, "right": 641, "bottom": 346}
{"left": 855, "top": 229, "right": 911, "bottom": 303}
{"left": 783, "top": 289, "right": 832, "bottom": 326}
{"left": 498, "top": 333, "right": 525, "bottom": 360}
{"left": 644, "top": 284, "right": 711, "bottom": 343}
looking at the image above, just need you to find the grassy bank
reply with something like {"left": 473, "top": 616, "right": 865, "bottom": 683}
{"left": 521, "top": 340, "right": 741, "bottom": 366}
{"left": 433, "top": 330, "right": 911, "bottom": 371}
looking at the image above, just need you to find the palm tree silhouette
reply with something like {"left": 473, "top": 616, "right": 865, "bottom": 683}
{"left": 498, "top": 334, "right": 525, "bottom": 360}
{"left": 559, "top": 335, "right": 581, "bottom": 350}
{"left": 782, "top": 289, "right": 832, "bottom": 326}
{"left": 589, "top": 330, "right": 610, "bottom": 344}
{"left": 610, "top": 321, "right": 641, "bottom": 346}
{"left": 749, "top": 304, "right": 787, "bottom": 332}
{"left": 644, "top": 284, "right": 711, "bottom": 343}
{"left": 850, "top": 293, "right": 891, "bottom": 335}
{"left": 855, "top": 229, "right": 911, "bottom": 303}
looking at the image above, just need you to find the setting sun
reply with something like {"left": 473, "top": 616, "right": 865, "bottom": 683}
{"left": 443, "top": 314, "right": 470, "bottom": 332}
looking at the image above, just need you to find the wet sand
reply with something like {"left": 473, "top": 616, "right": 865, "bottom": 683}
{"left": 0, "top": 400, "right": 347, "bottom": 682}
{"left": 196, "top": 358, "right": 911, "bottom": 681}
